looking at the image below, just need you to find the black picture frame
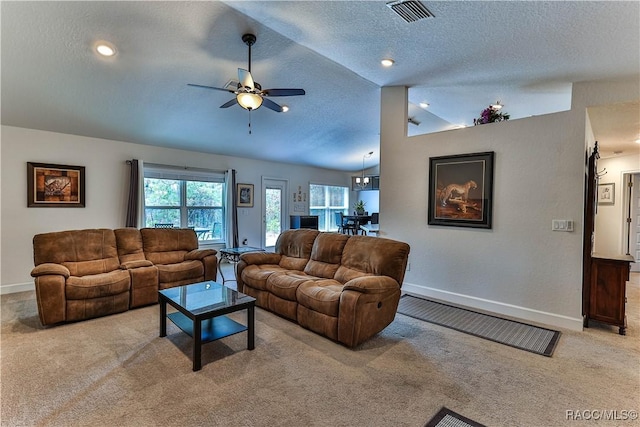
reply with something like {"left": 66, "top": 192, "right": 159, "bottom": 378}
{"left": 27, "top": 162, "right": 86, "bottom": 207}
{"left": 428, "top": 151, "right": 494, "bottom": 229}
{"left": 236, "top": 183, "right": 254, "bottom": 207}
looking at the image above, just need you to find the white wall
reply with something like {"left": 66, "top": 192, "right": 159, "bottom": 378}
{"left": 594, "top": 153, "right": 640, "bottom": 254}
{"left": 0, "top": 126, "right": 350, "bottom": 293}
{"left": 379, "top": 77, "right": 639, "bottom": 331}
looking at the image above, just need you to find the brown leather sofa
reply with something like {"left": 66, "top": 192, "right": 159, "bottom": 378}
{"left": 237, "top": 229, "right": 410, "bottom": 347}
{"left": 31, "top": 227, "right": 217, "bottom": 326}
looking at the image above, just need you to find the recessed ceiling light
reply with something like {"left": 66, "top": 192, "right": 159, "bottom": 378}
{"left": 95, "top": 42, "right": 116, "bottom": 57}
{"left": 635, "top": 138, "right": 640, "bottom": 144}
{"left": 282, "top": 105, "right": 289, "bottom": 113}
{"left": 381, "top": 58, "right": 395, "bottom": 67}
{"left": 419, "top": 102, "right": 429, "bottom": 109}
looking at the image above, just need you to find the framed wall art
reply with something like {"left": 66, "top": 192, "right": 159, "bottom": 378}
{"left": 428, "top": 151, "right": 494, "bottom": 229}
{"left": 597, "top": 182, "right": 615, "bottom": 205}
{"left": 27, "top": 162, "right": 85, "bottom": 207}
{"left": 237, "top": 183, "right": 254, "bottom": 207}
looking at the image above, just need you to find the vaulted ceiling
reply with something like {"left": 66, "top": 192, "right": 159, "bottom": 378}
{"left": 2, "top": 1, "right": 639, "bottom": 171}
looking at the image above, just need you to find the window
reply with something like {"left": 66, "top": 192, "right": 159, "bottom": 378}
{"left": 309, "top": 184, "right": 349, "bottom": 231}
{"left": 143, "top": 165, "right": 225, "bottom": 242}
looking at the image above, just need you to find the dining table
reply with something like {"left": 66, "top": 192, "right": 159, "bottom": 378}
{"left": 343, "top": 215, "right": 371, "bottom": 234}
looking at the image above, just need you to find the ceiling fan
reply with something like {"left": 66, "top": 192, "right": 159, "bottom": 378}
{"left": 188, "top": 33, "right": 305, "bottom": 113}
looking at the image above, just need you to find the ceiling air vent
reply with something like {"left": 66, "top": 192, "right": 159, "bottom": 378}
{"left": 386, "top": 0, "right": 434, "bottom": 23}
{"left": 224, "top": 79, "right": 239, "bottom": 91}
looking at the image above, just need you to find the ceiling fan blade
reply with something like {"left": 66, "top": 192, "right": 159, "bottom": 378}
{"left": 238, "top": 69, "right": 255, "bottom": 90}
{"left": 187, "top": 83, "right": 235, "bottom": 93}
{"left": 220, "top": 98, "right": 238, "bottom": 108}
{"left": 261, "top": 98, "right": 284, "bottom": 113}
{"left": 262, "top": 88, "right": 306, "bottom": 97}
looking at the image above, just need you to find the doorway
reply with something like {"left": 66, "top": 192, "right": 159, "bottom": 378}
{"left": 262, "top": 178, "right": 288, "bottom": 250}
{"left": 625, "top": 173, "right": 640, "bottom": 272}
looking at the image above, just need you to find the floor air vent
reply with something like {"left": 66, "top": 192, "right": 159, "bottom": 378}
{"left": 386, "top": 0, "right": 434, "bottom": 23}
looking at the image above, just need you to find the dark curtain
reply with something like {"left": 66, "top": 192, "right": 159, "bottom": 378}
{"left": 230, "top": 169, "right": 239, "bottom": 247}
{"left": 125, "top": 159, "right": 139, "bottom": 227}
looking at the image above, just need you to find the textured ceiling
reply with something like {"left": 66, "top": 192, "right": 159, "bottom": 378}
{"left": 1, "top": 1, "right": 639, "bottom": 171}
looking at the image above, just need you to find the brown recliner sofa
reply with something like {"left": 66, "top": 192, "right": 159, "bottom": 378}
{"left": 31, "top": 227, "right": 217, "bottom": 326}
{"left": 237, "top": 229, "right": 410, "bottom": 347}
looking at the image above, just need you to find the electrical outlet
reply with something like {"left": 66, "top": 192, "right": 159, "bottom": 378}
{"left": 242, "top": 238, "right": 248, "bottom": 245}
{"left": 406, "top": 262, "right": 411, "bottom": 271}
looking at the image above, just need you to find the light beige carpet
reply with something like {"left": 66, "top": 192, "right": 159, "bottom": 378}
{"left": 1, "top": 274, "right": 639, "bottom": 427}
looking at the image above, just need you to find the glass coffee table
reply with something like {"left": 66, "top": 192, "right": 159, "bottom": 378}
{"left": 159, "top": 281, "right": 256, "bottom": 371}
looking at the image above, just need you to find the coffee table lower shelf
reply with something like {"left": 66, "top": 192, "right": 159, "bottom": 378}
{"left": 167, "top": 312, "right": 248, "bottom": 342}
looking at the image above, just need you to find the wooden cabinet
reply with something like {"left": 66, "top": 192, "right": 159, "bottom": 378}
{"left": 582, "top": 143, "right": 634, "bottom": 336}
{"left": 585, "top": 254, "right": 633, "bottom": 335}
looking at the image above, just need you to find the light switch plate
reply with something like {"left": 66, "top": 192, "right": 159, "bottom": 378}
{"left": 552, "top": 220, "right": 573, "bottom": 232}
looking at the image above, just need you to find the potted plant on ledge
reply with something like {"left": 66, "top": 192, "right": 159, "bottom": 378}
{"left": 353, "top": 200, "right": 366, "bottom": 215}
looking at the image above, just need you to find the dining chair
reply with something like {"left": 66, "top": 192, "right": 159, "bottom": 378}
{"left": 371, "top": 213, "right": 379, "bottom": 225}
{"left": 334, "top": 212, "right": 344, "bottom": 234}
{"left": 339, "top": 212, "right": 358, "bottom": 235}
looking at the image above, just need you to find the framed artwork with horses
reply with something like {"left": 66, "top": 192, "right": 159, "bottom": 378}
{"left": 428, "top": 151, "right": 494, "bottom": 229}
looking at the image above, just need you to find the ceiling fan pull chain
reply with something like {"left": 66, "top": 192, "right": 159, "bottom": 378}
{"left": 248, "top": 110, "right": 252, "bottom": 135}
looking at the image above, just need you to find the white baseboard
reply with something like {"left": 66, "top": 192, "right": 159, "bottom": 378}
{"left": 1, "top": 282, "right": 34, "bottom": 295}
{"left": 402, "top": 282, "right": 583, "bottom": 332}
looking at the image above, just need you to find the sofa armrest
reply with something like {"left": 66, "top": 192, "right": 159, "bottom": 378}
{"left": 185, "top": 249, "right": 217, "bottom": 261}
{"left": 31, "top": 263, "right": 70, "bottom": 278}
{"left": 120, "top": 260, "right": 154, "bottom": 269}
{"left": 240, "top": 252, "right": 281, "bottom": 265}
{"left": 342, "top": 275, "right": 399, "bottom": 294}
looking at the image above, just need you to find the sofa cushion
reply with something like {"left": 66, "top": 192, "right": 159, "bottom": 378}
{"left": 276, "top": 228, "right": 319, "bottom": 256}
{"left": 241, "top": 264, "right": 288, "bottom": 291}
{"left": 62, "top": 258, "right": 121, "bottom": 277}
{"left": 304, "top": 232, "right": 349, "bottom": 279}
{"left": 296, "top": 279, "right": 343, "bottom": 317}
{"left": 141, "top": 228, "right": 198, "bottom": 265}
{"left": 114, "top": 228, "right": 146, "bottom": 264}
{"left": 33, "top": 229, "right": 120, "bottom": 275}
{"left": 156, "top": 260, "right": 203, "bottom": 284}
{"left": 266, "top": 271, "right": 313, "bottom": 301}
{"left": 336, "top": 236, "right": 410, "bottom": 285}
{"left": 66, "top": 270, "right": 130, "bottom": 300}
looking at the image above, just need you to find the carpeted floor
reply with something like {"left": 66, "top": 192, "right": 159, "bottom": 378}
{"left": 1, "top": 272, "right": 639, "bottom": 426}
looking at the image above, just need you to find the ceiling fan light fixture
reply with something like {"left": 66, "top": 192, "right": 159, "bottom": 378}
{"left": 237, "top": 92, "right": 263, "bottom": 110}
{"left": 491, "top": 101, "right": 503, "bottom": 110}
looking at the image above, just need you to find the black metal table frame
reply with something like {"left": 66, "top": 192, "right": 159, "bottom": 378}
{"left": 218, "top": 246, "right": 265, "bottom": 284}
{"left": 159, "top": 287, "right": 255, "bottom": 371}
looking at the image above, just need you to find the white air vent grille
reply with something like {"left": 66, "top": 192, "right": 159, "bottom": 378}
{"left": 386, "top": 0, "right": 434, "bottom": 23}
{"left": 224, "top": 79, "right": 239, "bottom": 90}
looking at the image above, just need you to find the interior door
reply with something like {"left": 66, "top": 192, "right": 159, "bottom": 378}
{"left": 262, "top": 178, "right": 288, "bottom": 250}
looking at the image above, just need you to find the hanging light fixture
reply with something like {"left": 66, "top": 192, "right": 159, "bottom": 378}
{"left": 236, "top": 92, "right": 263, "bottom": 110}
{"left": 355, "top": 151, "right": 374, "bottom": 189}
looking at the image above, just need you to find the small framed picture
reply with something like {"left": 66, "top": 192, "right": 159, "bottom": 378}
{"left": 597, "top": 183, "right": 615, "bottom": 205}
{"left": 237, "top": 183, "right": 254, "bottom": 207}
{"left": 27, "top": 162, "right": 85, "bottom": 207}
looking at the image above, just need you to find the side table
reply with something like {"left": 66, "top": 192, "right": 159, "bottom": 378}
{"left": 218, "top": 246, "right": 265, "bottom": 284}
